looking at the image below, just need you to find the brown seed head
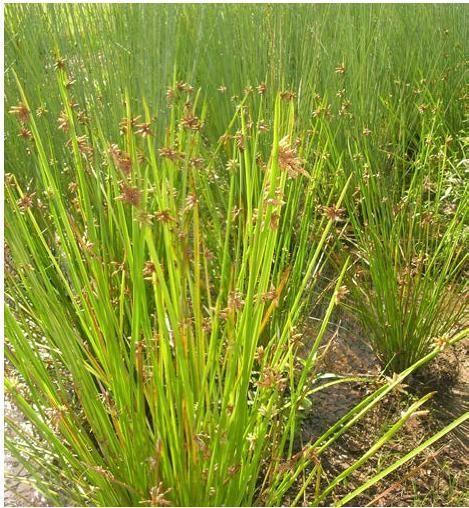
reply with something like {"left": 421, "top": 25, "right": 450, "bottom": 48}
{"left": 149, "top": 482, "right": 172, "bottom": 507}
{"left": 432, "top": 333, "right": 450, "bottom": 351}
{"left": 159, "top": 147, "right": 183, "bottom": 161}
{"left": 180, "top": 114, "right": 202, "bottom": 131}
{"left": 135, "top": 210, "right": 154, "bottom": 226}
{"left": 166, "top": 87, "right": 176, "bottom": 102}
{"left": 334, "top": 285, "right": 349, "bottom": 304}
{"left": 254, "top": 346, "right": 265, "bottom": 361}
{"left": 57, "top": 111, "right": 69, "bottom": 132}
{"left": 176, "top": 81, "right": 194, "bottom": 93}
{"left": 258, "top": 120, "right": 269, "bottom": 132}
{"left": 226, "top": 290, "right": 244, "bottom": 313}
{"left": 119, "top": 184, "right": 141, "bottom": 207}
{"left": 313, "top": 104, "right": 333, "bottom": 118}
{"left": 19, "top": 127, "right": 32, "bottom": 140}
{"left": 257, "top": 367, "right": 287, "bottom": 391}
{"left": 36, "top": 105, "right": 48, "bottom": 118}
{"left": 233, "top": 131, "right": 245, "bottom": 151}
{"left": 155, "top": 209, "right": 175, "bottom": 224}
{"left": 9, "top": 102, "right": 30, "bottom": 124}
{"left": 18, "top": 193, "right": 35, "bottom": 211}
{"left": 119, "top": 115, "right": 141, "bottom": 135}
{"left": 278, "top": 136, "right": 308, "bottom": 178}
{"left": 109, "top": 144, "right": 132, "bottom": 175}
{"left": 143, "top": 261, "right": 156, "bottom": 278}
{"left": 135, "top": 122, "right": 153, "bottom": 138}
{"left": 65, "top": 78, "right": 76, "bottom": 90}
{"left": 270, "top": 213, "right": 280, "bottom": 230}
{"left": 76, "top": 110, "right": 90, "bottom": 125}
{"left": 231, "top": 206, "right": 242, "bottom": 221}
{"left": 183, "top": 193, "right": 199, "bottom": 212}
{"left": 418, "top": 103, "right": 429, "bottom": 114}
{"left": 322, "top": 205, "right": 345, "bottom": 222}
{"left": 335, "top": 63, "right": 346, "bottom": 75}
{"left": 219, "top": 133, "right": 231, "bottom": 146}
{"left": 261, "top": 285, "right": 279, "bottom": 304}
{"left": 53, "top": 57, "right": 67, "bottom": 71}
{"left": 190, "top": 157, "right": 204, "bottom": 168}
{"left": 264, "top": 196, "right": 285, "bottom": 207}
{"left": 226, "top": 159, "right": 238, "bottom": 172}
{"left": 256, "top": 82, "right": 267, "bottom": 95}
{"left": 76, "top": 135, "right": 94, "bottom": 159}
{"left": 280, "top": 90, "right": 296, "bottom": 102}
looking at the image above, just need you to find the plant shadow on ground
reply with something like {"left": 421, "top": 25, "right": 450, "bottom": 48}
{"left": 292, "top": 311, "right": 469, "bottom": 507}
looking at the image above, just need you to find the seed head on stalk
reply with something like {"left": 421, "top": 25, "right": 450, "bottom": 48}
{"left": 119, "top": 115, "right": 141, "bottom": 135}
{"left": 155, "top": 209, "right": 175, "bottom": 224}
{"left": 57, "top": 111, "right": 69, "bottom": 132}
{"left": 118, "top": 184, "right": 141, "bottom": 207}
{"left": 9, "top": 102, "right": 30, "bottom": 124}
{"left": 109, "top": 144, "right": 132, "bottom": 175}
{"left": 280, "top": 90, "right": 296, "bottom": 102}
{"left": 180, "top": 114, "right": 202, "bottom": 131}
{"left": 149, "top": 482, "right": 172, "bottom": 507}
{"left": 135, "top": 122, "right": 153, "bottom": 138}
{"left": 321, "top": 204, "right": 346, "bottom": 222}
{"left": 18, "top": 193, "right": 35, "bottom": 212}
{"left": 335, "top": 62, "right": 346, "bottom": 74}
{"left": 53, "top": 56, "right": 67, "bottom": 71}
{"left": 159, "top": 147, "right": 184, "bottom": 161}
{"left": 19, "top": 127, "right": 32, "bottom": 140}
{"left": 257, "top": 82, "right": 267, "bottom": 95}
{"left": 278, "top": 136, "right": 308, "bottom": 178}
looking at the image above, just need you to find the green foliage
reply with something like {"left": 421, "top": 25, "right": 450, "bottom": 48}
{"left": 4, "top": 4, "right": 468, "bottom": 506}
{"left": 340, "top": 100, "right": 468, "bottom": 371}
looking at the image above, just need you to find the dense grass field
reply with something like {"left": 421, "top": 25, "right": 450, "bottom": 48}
{"left": 4, "top": 4, "right": 468, "bottom": 507}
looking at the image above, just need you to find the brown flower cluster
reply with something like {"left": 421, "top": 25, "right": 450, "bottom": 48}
{"left": 159, "top": 147, "right": 185, "bottom": 162}
{"left": 109, "top": 144, "right": 132, "bottom": 175}
{"left": 149, "top": 482, "right": 172, "bottom": 507}
{"left": 321, "top": 204, "right": 346, "bottom": 222}
{"left": 9, "top": 101, "right": 34, "bottom": 141}
{"left": 119, "top": 184, "right": 141, "bottom": 207}
{"left": 256, "top": 82, "right": 267, "bottom": 95}
{"left": 219, "top": 290, "right": 245, "bottom": 319}
{"left": 135, "top": 122, "right": 153, "bottom": 138}
{"left": 18, "top": 192, "right": 36, "bottom": 212}
{"left": 66, "top": 135, "right": 93, "bottom": 159}
{"left": 119, "top": 115, "right": 141, "bottom": 135}
{"left": 278, "top": 136, "right": 309, "bottom": 178}
{"left": 57, "top": 111, "right": 69, "bottom": 132}
{"left": 260, "top": 285, "right": 279, "bottom": 305}
{"left": 257, "top": 366, "right": 287, "bottom": 391}
{"left": 166, "top": 81, "right": 194, "bottom": 103}
{"left": 180, "top": 114, "right": 202, "bottom": 131}
{"left": 9, "top": 102, "right": 30, "bottom": 124}
{"left": 154, "top": 209, "right": 175, "bottom": 224}
{"left": 280, "top": 90, "right": 296, "bottom": 102}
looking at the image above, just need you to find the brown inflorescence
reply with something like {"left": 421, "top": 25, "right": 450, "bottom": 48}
{"left": 278, "top": 136, "right": 308, "bottom": 178}
{"left": 109, "top": 144, "right": 132, "bottom": 175}
{"left": 9, "top": 102, "right": 30, "bottom": 124}
{"left": 119, "top": 184, "right": 141, "bottom": 207}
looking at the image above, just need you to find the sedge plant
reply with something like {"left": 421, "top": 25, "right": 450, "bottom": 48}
{"left": 4, "top": 4, "right": 469, "bottom": 504}
{"left": 340, "top": 96, "right": 468, "bottom": 372}
{"left": 4, "top": 71, "right": 352, "bottom": 506}
{"left": 6, "top": 71, "right": 468, "bottom": 506}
